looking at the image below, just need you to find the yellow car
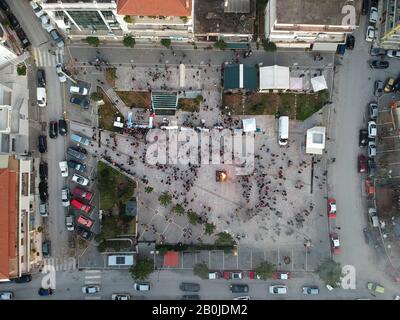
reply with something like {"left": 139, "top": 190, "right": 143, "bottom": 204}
{"left": 367, "top": 282, "right": 385, "bottom": 294}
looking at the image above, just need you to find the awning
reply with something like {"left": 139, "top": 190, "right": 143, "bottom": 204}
{"left": 163, "top": 251, "right": 179, "bottom": 267}
{"left": 312, "top": 42, "right": 339, "bottom": 52}
{"left": 259, "top": 65, "right": 290, "bottom": 91}
{"left": 242, "top": 118, "right": 256, "bottom": 132}
{"left": 226, "top": 42, "right": 249, "bottom": 49}
{"left": 311, "top": 76, "right": 328, "bottom": 92}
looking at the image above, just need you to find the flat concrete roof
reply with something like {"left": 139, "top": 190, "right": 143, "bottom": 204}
{"left": 276, "top": 0, "right": 361, "bottom": 26}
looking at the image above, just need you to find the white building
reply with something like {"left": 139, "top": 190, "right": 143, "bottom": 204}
{"left": 265, "top": 0, "right": 361, "bottom": 51}
{"left": 259, "top": 65, "right": 290, "bottom": 92}
{"left": 0, "top": 23, "right": 17, "bottom": 68}
{"left": 306, "top": 126, "right": 326, "bottom": 155}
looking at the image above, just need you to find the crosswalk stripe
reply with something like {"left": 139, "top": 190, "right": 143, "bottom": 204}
{"left": 32, "top": 47, "right": 64, "bottom": 67}
{"left": 84, "top": 280, "right": 101, "bottom": 284}
{"left": 84, "top": 275, "right": 101, "bottom": 279}
{"left": 84, "top": 270, "right": 101, "bottom": 273}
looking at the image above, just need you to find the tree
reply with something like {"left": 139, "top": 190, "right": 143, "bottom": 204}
{"left": 129, "top": 257, "right": 154, "bottom": 281}
{"left": 214, "top": 39, "right": 227, "bottom": 50}
{"left": 204, "top": 223, "right": 216, "bottom": 236}
{"left": 161, "top": 39, "right": 171, "bottom": 48}
{"left": 187, "top": 211, "right": 202, "bottom": 225}
{"left": 195, "top": 95, "right": 204, "bottom": 103}
{"left": 193, "top": 263, "right": 209, "bottom": 279}
{"left": 255, "top": 261, "right": 275, "bottom": 280}
{"left": 86, "top": 36, "right": 100, "bottom": 47}
{"left": 159, "top": 192, "right": 172, "bottom": 207}
{"left": 262, "top": 39, "right": 277, "bottom": 52}
{"left": 123, "top": 35, "right": 136, "bottom": 48}
{"left": 180, "top": 16, "right": 188, "bottom": 23}
{"left": 17, "top": 64, "right": 26, "bottom": 76}
{"left": 172, "top": 204, "right": 185, "bottom": 216}
{"left": 90, "top": 92, "right": 102, "bottom": 101}
{"left": 215, "top": 232, "right": 234, "bottom": 246}
{"left": 145, "top": 186, "right": 154, "bottom": 193}
{"left": 123, "top": 15, "right": 134, "bottom": 23}
{"left": 316, "top": 258, "right": 343, "bottom": 287}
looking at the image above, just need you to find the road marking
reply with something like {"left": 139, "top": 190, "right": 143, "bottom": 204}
{"left": 84, "top": 270, "right": 102, "bottom": 273}
{"left": 84, "top": 275, "right": 102, "bottom": 279}
{"left": 84, "top": 280, "right": 101, "bottom": 284}
{"left": 32, "top": 47, "right": 64, "bottom": 67}
{"left": 84, "top": 296, "right": 102, "bottom": 300}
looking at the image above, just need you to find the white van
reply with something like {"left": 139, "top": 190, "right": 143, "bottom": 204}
{"left": 278, "top": 116, "right": 289, "bottom": 146}
{"left": 37, "top": 87, "right": 47, "bottom": 107}
{"left": 134, "top": 282, "right": 150, "bottom": 291}
{"left": 70, "top": 85, "right": 88, "bottom": 96}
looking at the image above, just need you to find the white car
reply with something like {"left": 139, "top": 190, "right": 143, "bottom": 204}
{"left": 269, "top": 285, "right": 288, "bottom": 295}
{"left": 40, "top": 14, "right": 55, "bottom": 33}
{"left": 111, "top": 293, "right": 131, "bottom": 300}
{"left": 59, "top": 161, "right": 68, "bottom": 177}
{"left": 368, "top": 121, "right": 377, "bottom": 138}
{"left": 387, "top": 50, "right": 400, "bottom": 58}
{"left": 366, "top": 26, "right": 375, "bottom": 42}
{"left": 65, "top": 215, "right": 74, "bottom": 231}
{"left": 368, "top": 141, "right": 377, "bottom": 158}
{"left": 72, "top": 173, "right": 89, "bottom": 186}
{"left": 369, "top": 7, "right": 378, "bottom": 23}
{"left": 56, "top": 64, "right": 66, "bottom": 83}
{"left": 61, "top": 188, "right": 70, "bottom": 207}
{"left": 70, "top": 86, "right": 88, "bottom": 96}
{"left": 30, "top": 1, "right": 44, "bottom": 18}
{"left": 0, "top": 292, "right": 14, "bottom": 300}
{"left": 82, "top": 285, "right": 100, "bottom": 294}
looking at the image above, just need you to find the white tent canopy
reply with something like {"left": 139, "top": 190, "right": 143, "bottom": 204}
{"left": 311, "top": 75, "right": 328, "bottom": 92}
{"left": 306, "top": 126, "right": 326, "bottom": 155}
{"left": 259, "top": 65, "right": 290, "bottom": 91}
{"left": 242, "top": 118, "right": 256, "bottom": 132}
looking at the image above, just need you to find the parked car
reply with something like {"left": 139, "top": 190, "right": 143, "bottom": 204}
{"left": 30, "top": 1, "right": 44, "bottom": 18}
{"left": 368, "top": 141, "right": 377, "bottom": 157}
{"left": 362, "top": 0, "right": 369, "bottom": 15}
{"left": 182, "top": 294, "right": 200, "bottom": 300}
{"left": 7, "top": 13, "right": 20, "bottom": 29}
{"left": 368, "top": 207, "right": 379, "bottom": 227}
{"left": 374, "top": 80, "right": 384, "bottom": 96}
{"left": 70, "top": 133, "right": 91, "bottom": 146}
{"left": 12, "top": 274, "right": 32, "bottom": 283}
{"left": 269, "top": 285, "right": 288, "bottom": 295}
{"left": 111, "top": 293, "right": 131, "bottom": 300}
{"left": 49, "top": 121, "right": 58, "bottom": 139}
{"left": 67, "top": 147, "right": 87, "bottom": 161}
{"left": 72, "top": 173, "right": 89, "bottom": 186}
{"left": 82, "top": 285, "right": 100, "bottom": 294}
{"left": 208, "top": 271, "right": 221, "bottom": 279}
{"left": 230, "top": 284, "right": 249, "bottom": 293}
{"left": 387, "top": 50, "right": 400, "bottom": 58}
{"left": 0, "top": 0, "right": 10, "bottom": 12}
{"left": 39, "top": 181, "right": 48, "bottom": 201}
{"left": 366, "top": 26, "right": 375, "bottom": 42}
{"left": 77, "top": 226, "right": 93, "bottom": 240}
{"left": 42, "top": 241, "right": 51, "bottom": 257}
{"left": 272, "top": 272, "right": 291, "bottom": 280}
{"left": 72, "top": 187, "right": 93, "bottom": 201}
{"left": 365, "top": 178, "right": 375, "bottom": 198}
{"left": 15, "top": 28, "right": 31, "bottom": 49}
{"left": 56, "top": 63, "right": 66, "bottom": 82}
{"left": 330, "top": 233, "right": 341, "bottom": 254}
{"left": 70, "top": 85, "right": 88, "bottom": 96}
{"left": 369, "top": 6, "right": 378, "bottom": 23}
{"left": 0, "top": 291, "right": 14, "bottom": 300}
{"left": 369, "top": 102, "right": 378, "bottom": 120}
{"left": 59, "top": 161, "right": 68, "bottom": 177}
{"left": 39, "top": 203, "right": 48, "bottom": 217}
{"left": 38, "top": 135, "right": 47, "bottom": 153}
{"left": 359, "top": 129, "right": 368, "bottom": 147}
{"left": 327, "top": 198, "right": 337, "bottom": 218}
{"left": 58, "top": 119, "right": 67, "bottom": 135}
{"left": 370, "top": 48, "right": 386, "bottom": 57}
{"left": 367, "top": 282, "right": 385, "bottom": 293}
{"left": 37, "top": 69, "right": 46, "bottom": 87}
{"left": 179, "top": 282, "right": 200, "bottom": 292}
{"left": 368, "top": 158, "right": 376, "bottom": 175}
{"left": 358, "top": 154, "right": 367, "bottom": 173}
{"left": 71, "top": 199, "right": 91, "bottom": 214}
{"left": 38, "top": 288, "right": 53, "bottom": 296}
{"left": 384, "top": 77, "right": 396, "bottom": 92}
{"left": 61, "top": 188, "right": 70, "bottom": 207}
{"left": 369, "top": 60, "right": 389, "bottom": 69}
{"left": 70, "top": 95, "right": 90, "bottom": 109}
{"left": 49, "top": 29, "right": 64, "bottom": 48}
{"left": 223, "top": 271, "right": 243, "bottom": 280}
{"left": 68, "top": 160, "right": 86, "bottom": 173}
{"left": 39, "top": 162, "right": 48, "bottom": 179}
{"left": 134, "top": 282, "right": 151, "bottom": 291}
{"left": 65, "top": 215, "right": 74, "bottom": 231}
{"left": 368, "top": 121, "right": 377, "bottom": 138}
{"left": 302, "top": 286, "right": 319, "bottom": 295}
{"left": 76, "top": 214, "right": 94, "bottom": 229}
{"left": 345, "top": 34, "right": 355, "bottom": 50}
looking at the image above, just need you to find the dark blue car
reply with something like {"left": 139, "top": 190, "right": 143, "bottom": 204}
{"left": 70, "top": 95, "right": 90, "bottom": 109}
{"left": 38, "top": 288, "right": 53, "bottom": 296}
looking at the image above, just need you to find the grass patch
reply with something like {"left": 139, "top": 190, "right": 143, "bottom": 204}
{"left": 115, "top": 91, "right": 151, "bottom": 109}
{"left": 105, "top": 67, "right": 117, "bottom": 87}
{"left": 97, "top": 161, "right": 136, "bottom": 211}
{"left": 97, "top": 239, "right": 132, "bottom": 252}
{"left": 296, "top": 90, "right": 329, "bottom": 121}
{"left": 97, "top": 86, "right": 124, "bottom": 132}
{"left": 178, "top": 98, "right": 200, "bottom": 112}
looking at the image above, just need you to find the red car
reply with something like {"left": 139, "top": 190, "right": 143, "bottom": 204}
{"left": 72, "top": 187, "right": 93, "bottom": 201}
{"left": 330, "top": 233, "right": 341, "bottom": 255}
{"left": 272, "top": 271, "right": 291, "bottom": 280}
{"left": 358, "top": 154, "right": 367, "bottom": 173}
{"left": 76, "top": 214, "right": 94, "bottom": 229}
{"left": 327, "top": 198, "right": 337, "bottom": 219}
{"left": 71, "top": 198, "right": 91, "bottom": 214}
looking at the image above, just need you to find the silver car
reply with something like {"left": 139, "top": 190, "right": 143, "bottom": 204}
{"left": 82, "top": 285, "right": 100, "bottom": 294}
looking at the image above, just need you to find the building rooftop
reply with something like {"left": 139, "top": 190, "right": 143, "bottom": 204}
{"left": 276, "top": 0, "right": 361, "bottom": 26}
{"left": 195, "top": 0, "right": 255, "bottom": 35}
{"left": 224, "top": 64, "right": 257, "bottom": 91}
{"left": 117, "top": 0, "right": 192, "bottom": 16}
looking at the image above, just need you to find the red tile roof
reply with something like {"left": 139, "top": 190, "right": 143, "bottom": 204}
{"left": 117, "top": 0, "right": 192, "bottom": 17}
{"left": 163, "top": 251, "right": 179, "bottom": 267}
{"left": 0, "top": 169, "right": 17, "bottom": 281}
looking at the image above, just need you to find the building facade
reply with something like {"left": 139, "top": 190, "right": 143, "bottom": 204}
{"left": 265, "top": 0, "right": 361, "bottom": 51}
{"left": 0, "top": 23, "right": 18, "bottom": 68}
{"left": 379, "top": 0, "right": 400, "bottom": 49}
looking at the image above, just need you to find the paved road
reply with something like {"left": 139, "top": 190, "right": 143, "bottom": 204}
{"left": 329, "top": 14, "right": 400, "bottom": 293}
